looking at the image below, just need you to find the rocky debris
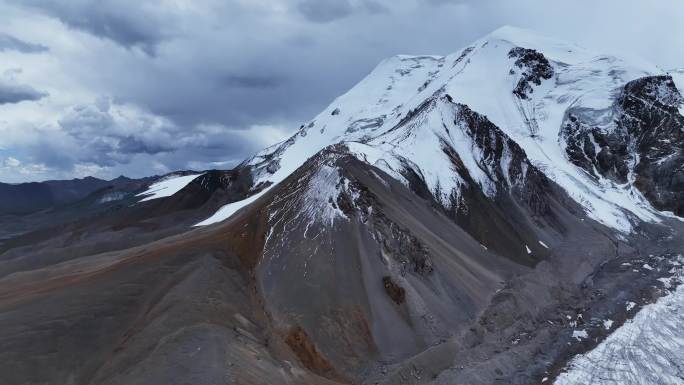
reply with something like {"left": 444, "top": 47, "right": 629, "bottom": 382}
{"left": 380, "top": 221, "right": 433, "bottom": 276}
{"left": 478, "top": 291, "right": 527, "bottom": 333}
{"left": 382, "top": 276, "right": 406, "bottom": 304}
{"left": 346, "top": 117, "right": 384, "bottom": 133}
{"left": 508, "top": 47, "right": 554, "bottom": 99}
{"left": 285, "top": 326, "right": 340, "bottom": 380}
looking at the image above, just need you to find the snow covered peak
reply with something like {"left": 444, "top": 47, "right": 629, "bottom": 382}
{"left": 485, "top": 25, "right": 585, "bottom": 56}
{"left": 199, "top": 27, "right": 682, "bottom": 230}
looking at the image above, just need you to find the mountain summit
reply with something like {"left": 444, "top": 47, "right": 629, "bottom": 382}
{"left": 0, "top": 27, "right": 682, "bottom": 385}
{"left": 199, "top": 25, "right": 682, "bottom": 232}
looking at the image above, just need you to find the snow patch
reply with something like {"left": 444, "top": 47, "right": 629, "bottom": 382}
{"left": 670, "top": 69, "right": 684, "bottom": 115}
{"left": 137, "top": 173, "right": 203, "bottom": 202}
{"left": 98, "top": 191, "right": 127, "bottom": 204}
{"left": 300, "top": 164, "right": 350, "bottom": 225}
{"left": 625, "top": 301, "right": 636, "bottom": 312}
{"left": 571, "top": 329, "right": 588, "bottom": 341}
{"left": 194, "top": 188, "right": 269, "bottom": 226}
{"left": 603, "top": 319, "right": 613, "bottom": 330}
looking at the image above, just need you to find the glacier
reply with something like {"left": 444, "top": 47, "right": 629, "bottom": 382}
{"left": 555, "top": 260, "right": 684, "bottom": 385}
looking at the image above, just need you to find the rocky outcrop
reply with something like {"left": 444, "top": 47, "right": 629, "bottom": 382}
{"left": 508, "top": 47, "right": 554, "bottom": 99}
{"left": 621, "top": 76, "right": 684, "bottom": 215}
{"left": 562, "top": 75, "right": 684, "bottom": 215}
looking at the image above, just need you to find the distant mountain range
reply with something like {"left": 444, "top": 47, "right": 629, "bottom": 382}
{"left": 0, "top": 176, "right": 140, "bottom": 214}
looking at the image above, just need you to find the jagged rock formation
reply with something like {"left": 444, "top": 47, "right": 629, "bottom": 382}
{"left": 508, "top": 47, "right": 554, "bottom": 99}
{"left": 562, "top": 75, "right": 684, "bottom": 215}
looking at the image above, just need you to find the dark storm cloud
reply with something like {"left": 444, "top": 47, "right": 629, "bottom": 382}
{"left": 0, "top": 79, "right": 47, "bottom": 104}
{"left": 0, "top": 33, "right": 48, "bottom": 53}
{"left": 116, "top": 136, "right": 172, "bottom": 155}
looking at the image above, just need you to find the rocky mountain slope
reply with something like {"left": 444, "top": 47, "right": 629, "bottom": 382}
{"left": 0, "top": 26, "right": 682, "bottom": 385}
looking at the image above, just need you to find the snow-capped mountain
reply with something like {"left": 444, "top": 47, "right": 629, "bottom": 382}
{"left": 1, "top": 27, "right": 682, "bottom": 385}
{"left": 199, "top": 26, "right": 682, "bottom": 233}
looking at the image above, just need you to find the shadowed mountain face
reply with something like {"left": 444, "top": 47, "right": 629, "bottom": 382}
{"left": 0, "top": 27, "right": 682, "bottom": 385}
{"left": 0, "top": 176, "right": 140, "bottom": 215}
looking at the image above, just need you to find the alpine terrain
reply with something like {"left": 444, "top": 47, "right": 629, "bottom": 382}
{"left": 0, "top": 26, "right": 682, "bottom": 385}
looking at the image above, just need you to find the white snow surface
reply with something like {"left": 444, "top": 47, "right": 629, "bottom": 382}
{"left": 671, "top": 69, "right": 684, "bottom": 116}
{"left": 194, "top": 187, "right": 268, "bottom": 226}
{"left": 626, "top": 301, "right": 636, "bottom": 312}
{"left": 198, "top": 26, "right": 677, "bottom": 229}
{"left": 571, "top": 329, "right": 588, "bottom": 341}
{"left": 555, "top": 264, "right": 684, "bottom": 385}
{"left": 603, "top": 319, "right": 613, "bottom": 330}
{"left": 137, "top": 173, "right": 203, "bottom": 202}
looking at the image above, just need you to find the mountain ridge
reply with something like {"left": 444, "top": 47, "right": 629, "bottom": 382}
{"left": 197, "top": 25, "right": 681, "bottom": 234}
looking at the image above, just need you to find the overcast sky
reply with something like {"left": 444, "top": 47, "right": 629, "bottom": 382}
{"left": 0, "top": 0, "right": 682, "bottom": 182}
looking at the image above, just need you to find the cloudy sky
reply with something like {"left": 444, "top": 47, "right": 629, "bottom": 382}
{"left": 0, "top": 0, "right": 682, "bottom": 182}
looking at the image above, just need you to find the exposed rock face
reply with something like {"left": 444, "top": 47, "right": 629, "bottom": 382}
{"left": 285, "top": 326, "right": 340, "bottom": 379}
{"left": 622, "top": 76, "right": 684, "bottom": 215}
{"left": 382, "top": 276, "right": 406, "bottom": 304}
{"left": 449, "top": 103, "right": 531, "bottom": 189}
{"left": 432, "top": 102, "right": 560, "bottom": 264}
{"left": 508, "top": 47, "right": 554, "bottom": 99}
{"left": 562, "top": 75, "right": 684, "bottom": 215}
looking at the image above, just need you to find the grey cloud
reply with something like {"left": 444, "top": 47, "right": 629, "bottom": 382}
{"left": 0, "top": 33, "right": 48, "bottom": 53}
{"left": 43, "top": 100, "right": 261, "bottom": 173}
{"left": 58, "top": 103, "right": 115, "bottom": 138}
{"left": 0, "top": 79, "right": 47, "bottom": 104}
{"left": 297, "top": 0, "right": 354, "bottom": 23}
{"left": 220, "top": 74, "right": 286, "bottom": 89}
{"left": 424, "top": 0, "right": 465, "bottom": 5}
{"left": 14, "top": 0, "right": 176, "bottom": 54}
{"left": 57, "top": 102, "right": 175, "bottom": 164}
{"left": 362, "top": 1, "right": 390, "bottom": 14}
{"left": 296, "top": 0, "right": 388, "bottom": 22}
{"left": 24, "top": 135, "right": 76, "bottom": 170}
{"left": 116, "top": 135, "right": 173, "bottom": 155}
